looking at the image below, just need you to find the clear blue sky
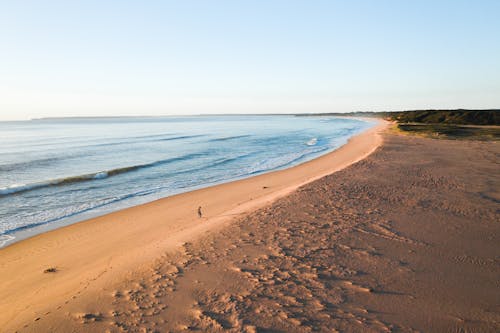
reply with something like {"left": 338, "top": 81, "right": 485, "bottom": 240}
{"left": 1, "top": 0, "right": 499, "bottom": 120}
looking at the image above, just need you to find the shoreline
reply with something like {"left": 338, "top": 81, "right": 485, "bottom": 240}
{"left": 0, "top": 119, "right": 377, "bottom": 248}
{"left": 1, "top": 118, "right": 376, "bottom": 249}
{"left": 0, "top": 120, "right": 387, "bottom": 330}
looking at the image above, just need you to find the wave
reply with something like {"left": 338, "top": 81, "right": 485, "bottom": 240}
{"left": 0, "top": 135, "right": 208, "bottom": 172}
{"left": 0, "top": 152, "right": 207, "bottom": 197}
{"left": 245, "top": 146, "right": 331, "bottom": 177}
{"left": 0, "top": 134, "right": 207, "bottom": 157}
{"left": 159, "top": 134, "right": 206, "bottom": 141}
{"left": 0, "top": 157, "right": 61, "bottom": 172}
{"left": 0, "top": 186, "right": 164, "bottom": 237}
{"left": 0, "top": 234, "right": 15, "bottom": 247}
{"left": 306, "top": 138, "right": 318, "bottom": 146}
{"left": 208, "top": 135, "right": 251, "bottom": 142}
{"left": 88, "top": 134, "right": 207, "bottom": 148}
{"left": 167, "top": 152, "right": 257, "bottom": 178}
{"left": 0, "top": 151, "right": 256, "bottom": 235}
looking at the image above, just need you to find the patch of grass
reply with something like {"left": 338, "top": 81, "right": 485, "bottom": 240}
{"left": 396, "top": 124, "right": 500, "bottom": 141}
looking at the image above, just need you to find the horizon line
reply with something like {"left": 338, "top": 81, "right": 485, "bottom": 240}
{"left": 1, "top": 108, "right": 498, "bottom": 122}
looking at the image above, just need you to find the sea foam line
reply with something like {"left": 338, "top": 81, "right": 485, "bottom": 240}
{"left": 0, "top": 234, "right": 15, "bottom": 247}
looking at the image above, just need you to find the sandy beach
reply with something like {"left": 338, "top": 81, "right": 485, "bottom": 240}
{"left": 2, "top": 1, "right": 498, "bottom": 331}
{"left": 1, "top": 122, "right": 499, "bottom": 332}
{"left": 0, "top": 122, "right": 387, "bottom": 332}
{"left": 103, "top": 129, "right": 498, "bottom": 332}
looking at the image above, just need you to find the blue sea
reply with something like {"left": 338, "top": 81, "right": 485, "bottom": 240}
{"left": 0, "top": 115, "right": 374, "bottom": 247}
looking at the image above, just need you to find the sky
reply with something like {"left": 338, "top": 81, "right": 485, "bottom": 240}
{"left": 0, "top": 1, "right": 499, "bottom": 120}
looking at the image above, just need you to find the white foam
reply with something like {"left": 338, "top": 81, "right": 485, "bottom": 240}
{"left": 306, "top": 138, "right": 318, "bottom": 146}
{"left": 93, "top": 172, "right": 109, "bottom": 179}
{"left": 0, "top": 234, "right": 15, "bottom": 247}
{"left": 0, "top": 182, "right": 49, "bottom": 196}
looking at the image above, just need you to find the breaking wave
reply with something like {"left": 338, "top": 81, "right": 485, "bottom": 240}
{"left": 0, "top": 152, "right": 207, "bottom": 197}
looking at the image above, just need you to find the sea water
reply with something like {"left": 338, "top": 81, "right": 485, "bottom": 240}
{"left": 0, "top": 115, "right": 374, "bottom": 246}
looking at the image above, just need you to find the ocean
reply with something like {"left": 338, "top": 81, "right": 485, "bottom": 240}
{"left": 0, "top": 115, "right": 374, "bottom": 247}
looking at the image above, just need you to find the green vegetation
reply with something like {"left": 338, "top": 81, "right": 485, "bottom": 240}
{"left": 396, "top": 124, "right": 500, "bottom": 141}
{"left": 299, "top": 109, "right": 500, "bottom": 140}
{"left": 388, "top": 110, "right": 500, "bottom": 140}
{"left": 385, "top": 109, "right": 499, "bottom": 125}
{"left": 300, "top": 109, "right": 499, "bottom": 126}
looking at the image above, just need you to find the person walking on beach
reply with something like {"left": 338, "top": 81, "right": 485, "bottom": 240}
{"left": 197, "top": 206, "right": 202, "bottom": 218}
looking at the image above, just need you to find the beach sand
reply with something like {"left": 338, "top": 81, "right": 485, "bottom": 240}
{"left": 1, "top": 123, "right": 499, "bottom": 332}
{"left": 104, "top": 133, "right": 498, "bottom": 333}
{"left": 0, "top": 122, "right": 385, "bottom": 332}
